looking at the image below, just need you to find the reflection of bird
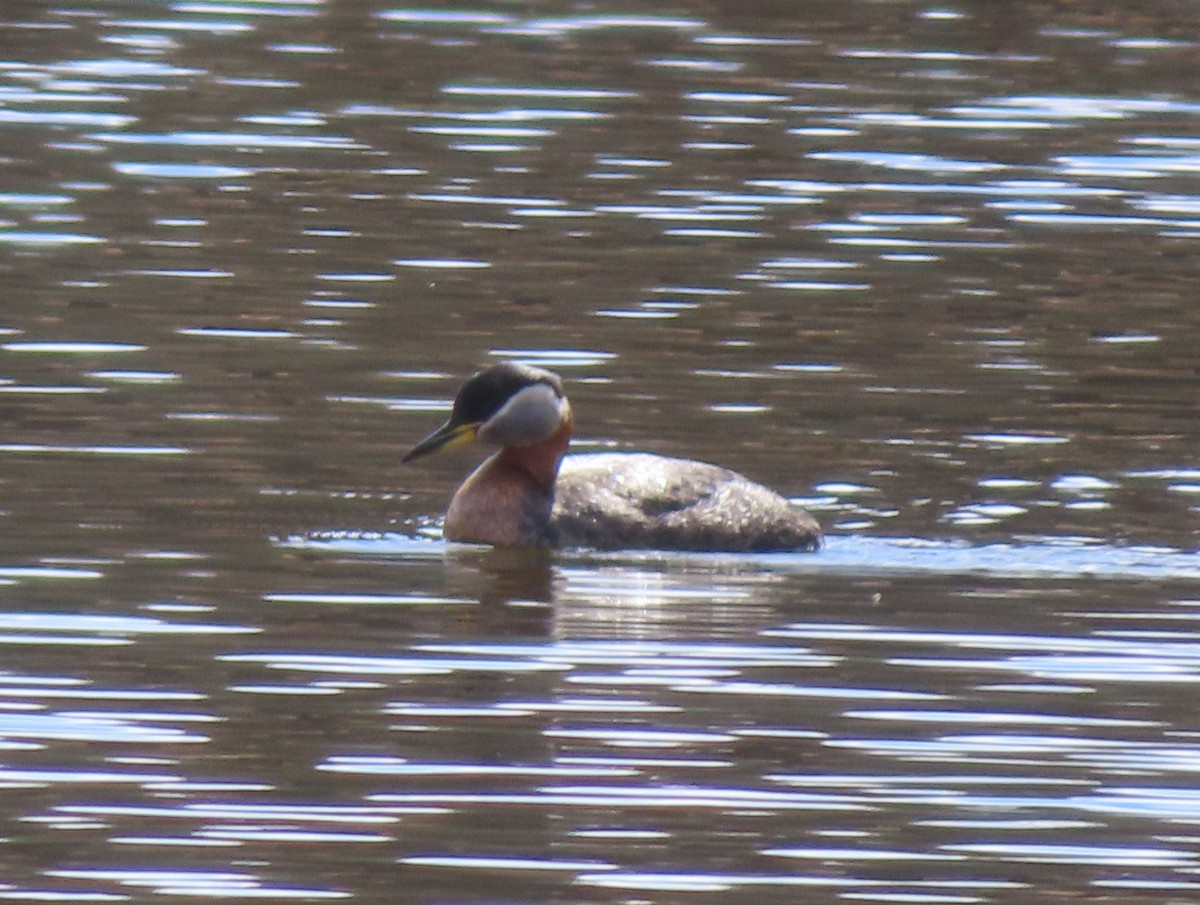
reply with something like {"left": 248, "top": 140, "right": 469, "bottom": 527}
{"left": 403, "top": 362, "right": 822, "bottom": 552}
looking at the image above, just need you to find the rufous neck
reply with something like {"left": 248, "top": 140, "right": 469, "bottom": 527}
{"left": 495, "top": 400, "right": 573, "bottom": 492}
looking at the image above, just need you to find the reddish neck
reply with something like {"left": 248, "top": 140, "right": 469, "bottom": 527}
{"left": 495, "top": 403, "right": 573, "bottom": 493}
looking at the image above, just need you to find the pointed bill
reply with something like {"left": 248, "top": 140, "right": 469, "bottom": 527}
{"left": 402, "top": 419, "right": 479, "bottom": 462}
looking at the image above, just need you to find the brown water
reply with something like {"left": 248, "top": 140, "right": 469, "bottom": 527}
{"left": 2, "top": 1, "right": 1200, "bottom": 902}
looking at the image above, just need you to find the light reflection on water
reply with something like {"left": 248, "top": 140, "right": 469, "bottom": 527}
{"left": 5, "top": 556, "right": 1200, "bottom": 901}
{"left": 292, "top": 531, "right": 1200, "bottom": 582}
{"left": 2, "top": 0, "right": 1200, "bottom": 902}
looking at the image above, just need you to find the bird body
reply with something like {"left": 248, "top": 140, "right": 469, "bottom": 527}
{"left": 403, "top": 363, "right": 821, "bottom": 553}
{"left": 554, "top": 453, "right": 819, "bottom": 551}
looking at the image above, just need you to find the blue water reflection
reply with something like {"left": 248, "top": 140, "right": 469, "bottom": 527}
{"left": 290, "top": 532, "right": 1200, "bottom": 582}
{"left": 2, "top": 0, "right": 1200, "bottom": 902}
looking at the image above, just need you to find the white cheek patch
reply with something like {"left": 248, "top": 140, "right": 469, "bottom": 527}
{"left": 477, "top": 383, "right": 564, "bottom": 448}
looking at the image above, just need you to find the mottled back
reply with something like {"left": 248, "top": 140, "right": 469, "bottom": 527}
{"left": 552, "top": 453, "right": 822, "bottom": 552}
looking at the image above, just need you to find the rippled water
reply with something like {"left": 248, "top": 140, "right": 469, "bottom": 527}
{"left": 2, "top": 1, "right": 1200, "bottom": 902}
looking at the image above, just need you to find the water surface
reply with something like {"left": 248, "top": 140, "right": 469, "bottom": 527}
{"left": 1, "top": 1, "right": 1200, "bottom": 902}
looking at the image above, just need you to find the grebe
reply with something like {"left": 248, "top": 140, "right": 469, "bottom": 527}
{"left": 402, "top": 362, "right": 822, "bottom": 552}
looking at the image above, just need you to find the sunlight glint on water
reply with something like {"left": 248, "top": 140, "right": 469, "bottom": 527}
{"left": 0, "top": 1, "right": 1199, "bottom": 903}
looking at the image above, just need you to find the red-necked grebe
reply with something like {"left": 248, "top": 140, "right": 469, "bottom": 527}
{"left": 402, "top": 362, "right": 822, "bottom": 552}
